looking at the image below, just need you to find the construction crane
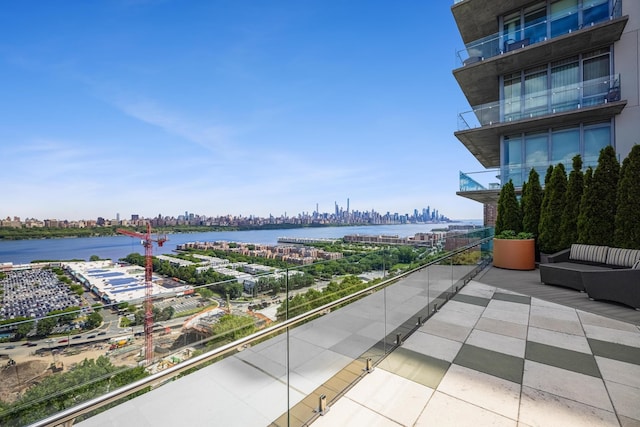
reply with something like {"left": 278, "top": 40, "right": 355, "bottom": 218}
{"left": 117, "top": 223, "right": 167, "bottom": 365}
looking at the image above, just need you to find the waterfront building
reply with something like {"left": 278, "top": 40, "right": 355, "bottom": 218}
{"left": 452, "top": 0, "right": 639, "bottom": 225}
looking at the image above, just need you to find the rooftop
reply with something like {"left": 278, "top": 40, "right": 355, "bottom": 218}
{"left": 74, "top": 264, "right": 640, "bottom": 426}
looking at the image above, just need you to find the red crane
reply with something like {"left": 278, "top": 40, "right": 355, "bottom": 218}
{"left": 117, "top": 223, "right": 168, "bottom": 365}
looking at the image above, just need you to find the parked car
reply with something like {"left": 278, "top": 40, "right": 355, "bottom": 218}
{"left": 87, "top": 335, "right": 96, "bottom": 339}
{"left": 26, "top": 342, "right": 37, "bottom": 347}
{"left": 5, "top": 345, "right": 16, "bottom": 350}
{"left": 58, "top": 339, "right": 68, "bottom": 343}
{"left": 97, "top": 331, "right": 107, "bottom": 336}
{"left": 72, "top": 335, "right": 82, "bottom": 339}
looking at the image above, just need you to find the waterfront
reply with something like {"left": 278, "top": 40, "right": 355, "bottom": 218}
{"left": 0, "top": 222, "right": 479, "bottom": 265}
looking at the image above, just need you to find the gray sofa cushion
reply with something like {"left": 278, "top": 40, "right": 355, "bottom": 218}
{"left": 606, "top": 247, "right": 640, "bottom": 267}
{"left": 569, "top": 244, "right": 609, "bottom": 264}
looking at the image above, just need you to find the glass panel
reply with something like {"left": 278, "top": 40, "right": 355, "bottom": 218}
{"left": 551, "top": 0, "right": 579, "bottom": 37}
{"left": 551, "top": 128, "right": 580, "bottom": 164}
{"left": 503, "top": 11, "right": 522, "bottom": 51}
{"left": 504, "top": 74, "right": 522, "bottom": 121}
{"left": 584, "top": 124, "right": 611, "bottom": 165}
{"left": 551, "top": 57, "right": 579, "bottom": 111}
{"left": 524, "top": 3, "right": 548, "bottom": 44}
{"left": 583, "top": 0, "right": 609, "bottom": 27}
{"left": 525, "top": 132, "right": 549, "bottom": 178}
{"left": 583, "top": 51, "right": 610, "bottom": 103}
{"left": 524, "top": 69, "right": 548, "bottom": 117}
{"left": 503, "top": 135, "right": 523, "bottom": 186}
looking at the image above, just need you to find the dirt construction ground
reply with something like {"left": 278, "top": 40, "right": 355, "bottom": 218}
{"left": 0, "top": 346, "right": 132, "bottom": 404}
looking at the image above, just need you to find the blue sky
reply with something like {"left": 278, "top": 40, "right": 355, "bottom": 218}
{"left": 0, "top": 1, "right": 484, "bottom": 221}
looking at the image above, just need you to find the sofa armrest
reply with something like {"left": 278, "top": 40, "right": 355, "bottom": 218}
{"left": 582, "top": 269, "right": 640, "bottom": 310}
{"left": 545, "top": 248, "right": 571, "bottom": 263}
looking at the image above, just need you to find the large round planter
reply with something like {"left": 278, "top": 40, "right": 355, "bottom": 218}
{"left": 493, "top": 238, "right": 536, "bottom": 270}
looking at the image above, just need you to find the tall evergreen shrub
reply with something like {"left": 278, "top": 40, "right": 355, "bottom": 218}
{"left": 577, "top": 167, "right": 593, "bottom": 242}
{"left": 521, "top": 168, "right": 542, "bottom": 237}
{"left": 614, "top": 145, "right": 640, "bottom": 248}
{"left": 576, "top": 146, "right": 619, "bottom": 246}
{"left": 538, "top": 163, "right": 567, "bottom": 253}
{"left": 560, "top": 155, "right": 584, "bottom": 248}
{"left": 495, "top": 180, "right": 521, "bottom": 235}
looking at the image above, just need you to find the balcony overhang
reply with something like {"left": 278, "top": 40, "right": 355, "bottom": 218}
{"left": 456, "top": 189, "right": 501, "bottom": 204}
{"left": 452, "top": 0, "right": 532, "bottom": 43}
{"left": 453, "top": 17, "right": 628, "bottom": 108}
{"left": 454, "top": 100, "right": 627, "bottom": 168}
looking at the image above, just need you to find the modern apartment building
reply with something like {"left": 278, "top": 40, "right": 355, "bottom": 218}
{"left": 452, "top": 0, "right": 639, "bottom": 226}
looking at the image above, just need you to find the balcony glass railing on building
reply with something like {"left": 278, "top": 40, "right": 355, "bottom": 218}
{"left": 456, "top": 0, "right": 622, "bottom": 67}
{"left": 459, "top": 154, "right": 603, "bottom": 193}
{"left": 457, "top": 74, "right": 620, "bottom": 131}
{"left": 0, "top": 231, "right": 493, "bottom": 427}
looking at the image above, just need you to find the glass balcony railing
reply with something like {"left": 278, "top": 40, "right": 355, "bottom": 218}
{"left": 456, "top": 1, "right": 621, "bottom": 67}
{"left": 457, "top": 74, "right": 620, "bottom": 131}
{"left": 459, "top": 156, "right": 602, "bottom": 192}
{"left": 0, "top": 230, "right": 494, "bottom": 427}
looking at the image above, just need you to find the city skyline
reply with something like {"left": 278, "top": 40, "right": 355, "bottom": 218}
{"left": 0, "top": 2, "right": 482, "bottom": 220}
{"left": 1, "top": 200, "right": 455, "bottom": 225}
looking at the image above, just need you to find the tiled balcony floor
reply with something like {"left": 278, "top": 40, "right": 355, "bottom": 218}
{"left": 311, "top": 267, "right": 640, "bottom": 427}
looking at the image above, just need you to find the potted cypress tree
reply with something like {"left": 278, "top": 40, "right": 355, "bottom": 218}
{"left": 538, "top": 163, "right": 568, "bottom": 256}
{"left": 493, "top": 180, "right": 535, "bottom": 270}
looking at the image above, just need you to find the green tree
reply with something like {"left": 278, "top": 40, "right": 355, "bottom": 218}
{"left": 538, "top": 163, "right": 568, "bottom": 253}
{"left": 521, "top": 168, "right": 543, "bottom": 237}
{"left": 577, "top": 146, "right": 619, "bottom": 245}
{"left": 614, "top": 145, "right": 640, "bottom": 248}
{"left": 85, "top": 311, "right": 103, "bottom": 329}
{"left": 15, "top": 320, "right": 34, "bottom": 339}
{"left": 36, "top": 317, "right": 57, "bottom": 337}
{"left": 495, "top": 180, "right": 521, "bottom": 235}
{"left": 577, "top": 167, "right": 593, "bottom": 242}
{"left": 560, "top": 155, "right": 584, "bottom": 248}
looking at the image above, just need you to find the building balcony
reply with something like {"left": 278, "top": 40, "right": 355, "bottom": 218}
{"left": 452, "top": 0, "right": 623, "bottom": 49}
{"left": 453, "top": 9, "right": 627, "bottom": 107}
{"left": 9, "top": 232, "right": 640, "bottom": 427}
{"left": 454, "top": 75, "right": 626, "bottom": 168}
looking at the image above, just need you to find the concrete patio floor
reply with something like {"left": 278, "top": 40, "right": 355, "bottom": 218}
{"left": 310, "top": 266, "right": 640, "bottom": 427}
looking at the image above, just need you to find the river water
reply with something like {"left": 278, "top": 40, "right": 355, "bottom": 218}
{"left": 0, "top": 222, "right": 481, "bottom": 265}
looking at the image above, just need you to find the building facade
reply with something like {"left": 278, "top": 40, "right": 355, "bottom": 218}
{"left": 452, "top": 0, "right": 639, "bottom": 225}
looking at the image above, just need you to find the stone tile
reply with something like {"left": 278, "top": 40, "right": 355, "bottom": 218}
{"left": 436, "top": 364, "right": 521, "bottom": 420}
{"left": 589, "top": 338, "right": 640, "bottom": 365}
{"left": 452, "top": 293, "right": 490, "bottom": 307}
{"left": 421, "top": 318, "right": 473, "bottom": 342}
{"left": 605, "top": 381, "right": 640, "bottom": 422}
{"left": 310, "top": 396, "right": 401, "bottom": 427}
{"left": 482, "top": 306, "right": 530, "bottom": 326}
{"left": 519, "top": 386, "right": 619, "bottom": 427}
{"left": 475, "top": 317, "right": 528, "bottom": 340}
{"left": 529, "top": 313, "right": 584, "bottom": 336}
{"left": 415, "top": 391, "right": 517, "bottom": 427}
{"left": 493, "top": 292, "right": 531, "bottom": 305}
{"left": 530, "top": 303, "right": 580, "bottom": 321}
{"left": 432, "top": 303, "right": 483, "bottom": 327}
{"left": 577, "top": 310, "right": 640, "bottom": 333}
{"left": 465, "top": 329, "right": 526, "bottom": 358}
{"left": 530, "top": 297, "right": 577, "bottom": 311}
{"left": 619, "top": 415, "right": 640, "bottom": 427}
{"left": 525, "top": 341, "right": 600, "bottom": 377}
{"left": 378, "top": 347, "right": 450, "bottom": 389}
{"left": 522, "top": 361, "right": 613, "bottom": 411}
{"left": 487, "top": 299, "right": 530, "bottom": 314}
{"left": 526, "top": 326, "right": 592, "bottom": 354}
{"left": 343, "top": 368, "right": 434, "bottom": 426}
{"left": 584, "top": 325, "right": 640, "bottom": 348}
{"left": 402, "top": 330, "right": 463, "bottom": 362}
{"left": 461, "top": 281, "right": 496, "bottom": 299}
{"left": 454, "top": 344, "right": 524, "bottom": 384}
{"left": 595, "top": 356, "right": 640, "bottom": 388}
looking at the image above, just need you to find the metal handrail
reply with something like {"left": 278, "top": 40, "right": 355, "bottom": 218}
{"left": 28, "top": 235, "right": 493, "bottom": 427}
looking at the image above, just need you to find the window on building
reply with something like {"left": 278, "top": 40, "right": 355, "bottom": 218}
{"left": 550, "top": 0, "right": 579, "bottom": 37}
{"left": 583, "top": 0, "right": 609, "bottom": 27}
{"left": 501, "top": 122, "right": 612, "bottom": 187}
{"left": 551, "top": 56, "right": 579, "bottom": 111}
{"left": 583, "top": 123, "right": 611, "bottom": 165}
{"left": 524, "top": 3, "right": 548, "bottom": 44}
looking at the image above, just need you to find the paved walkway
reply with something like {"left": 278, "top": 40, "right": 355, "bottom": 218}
{"left": 312, "top": 270, "right": 640, "bottom": 427}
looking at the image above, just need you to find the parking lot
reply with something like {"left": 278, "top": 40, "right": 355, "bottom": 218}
{"left": 0, "top": 269, "right": 81, "bottom": 320}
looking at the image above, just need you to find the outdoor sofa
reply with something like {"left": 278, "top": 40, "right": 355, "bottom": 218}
{"left": 539, "top": 244, "right": 640, "bottom": 309}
